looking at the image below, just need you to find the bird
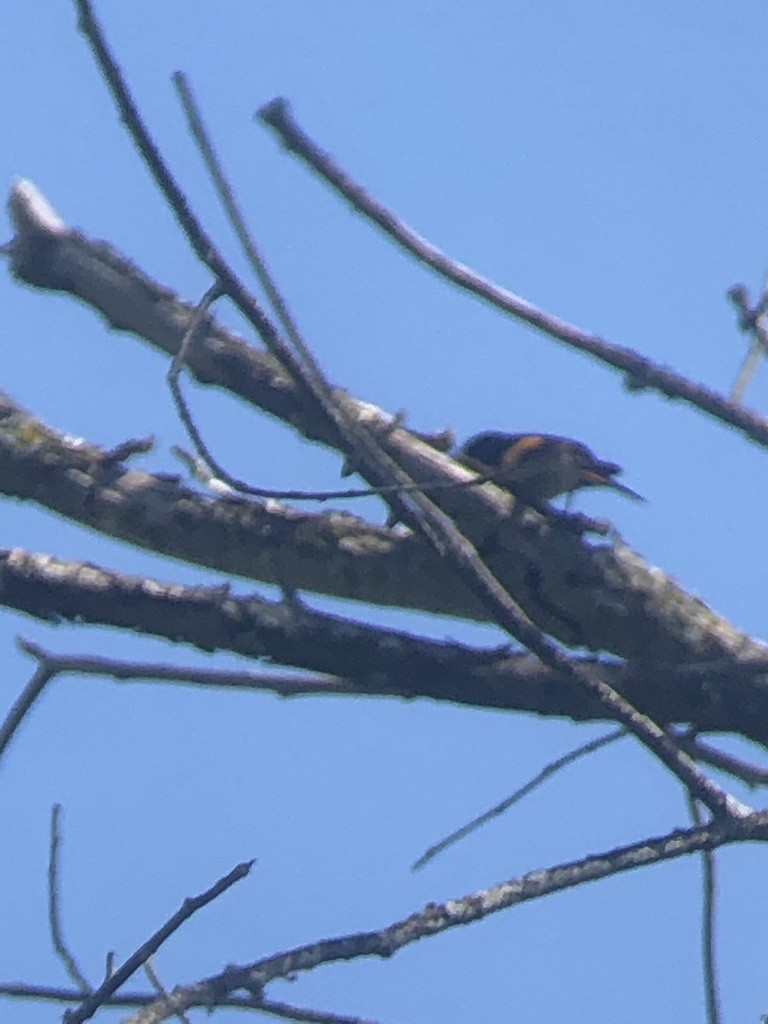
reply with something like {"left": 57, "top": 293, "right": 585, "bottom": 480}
{"left": 457, "top": 431, "right": 644, "bottom": 505}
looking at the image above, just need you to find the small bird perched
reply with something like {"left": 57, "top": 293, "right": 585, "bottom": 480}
{"left": 457, "top": 431, "right": 644, "bottom": 504}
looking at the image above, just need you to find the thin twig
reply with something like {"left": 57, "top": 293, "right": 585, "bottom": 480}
{"left": 687, "top": 795, "right": 721, "bottom": 1024}
{"left": 257, "top": 997, "right": 382, "bottom": 1024}
{"left": 143, "top": 961, "right": 191, "bottom": 1024}
{"left": 258, "top": 97, "right": 768, "bottom": 450}
{"left": 48, "top": 805, "right": 92, "bottom": 994}
{"left": 413, "top": 726, "right": 768, "bottom": 870}
{"left": 0, "top": 652, "right": 54, "bottom": 766}
{"left": 19, "top": 643, "right": 768, "bottom": 772}
{"left": 166, "top": 282, "right": 228, "bottom": 484}
{"left": 172, "top": 73, "right": 353, "bottom": 413}
{"left": 678, "top": 734, "right": 768, "bottom": 788}
{"left": 727, "top": 280, "right": 768, "bottom": 404}
{"left": 63, "top": 859, "right": 254, "bottom": 1024}
{"left": 17, "top": 638, "right": 355, "bottom": 696}
{"left": 413, "top": 728, "right": 625, "bottom": 870}
{"left": 169, "top": 417, "right": 551, "bottom": 503}
{"left": 731, "top": 340, "right": 763, "bottom": 405}
{"left": 0, "top": 982, "right": 375, "bottom": 1024}
{"left": 170, "top": 351, "right": 486, "bottom": 499}
{"left": 0, "top": 981, "right": 261, "bottom": 1011}
{"left": 172, "top": 72, "right": 315, "bottom": 377}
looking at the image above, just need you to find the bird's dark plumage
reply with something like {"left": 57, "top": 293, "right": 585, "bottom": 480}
{"left": 457, "top": 431, "right": 643, "bottom": 504}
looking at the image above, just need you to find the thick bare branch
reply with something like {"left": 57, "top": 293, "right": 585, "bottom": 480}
{"left": 3, "top": 551, "right": 768, "bottom": 745}
{"left": 0, "top": 389, "right": 490, "bottom": 621}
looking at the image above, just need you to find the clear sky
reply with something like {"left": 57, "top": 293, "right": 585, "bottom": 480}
{"left": 2, "top": 3, "right": 768, "bottom": 1021}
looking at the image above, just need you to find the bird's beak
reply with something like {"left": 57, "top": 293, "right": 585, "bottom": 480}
{"left": 605, "top": 478, "right": 646, "bottom": 502}
{"left": 584, "top": 471, "right": 645, "bottom": 503}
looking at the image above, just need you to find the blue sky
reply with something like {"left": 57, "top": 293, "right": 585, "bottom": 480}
{"left": 3, "top": 3, "right": 768, "bottom": 1021}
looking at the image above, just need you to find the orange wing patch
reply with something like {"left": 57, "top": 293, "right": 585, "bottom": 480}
{"left": 500, "top": 434, "right": 547, "bottom": 470}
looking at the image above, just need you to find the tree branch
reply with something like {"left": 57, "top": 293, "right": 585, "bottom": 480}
{"left": 257, "top": 98, "right": 768, "bottom": 450}
{"left": 123, "top": 812, "right": 768, "bottom": 1024}
{"left": 4, "top": 556, "right": 768, "bottom": 746}
{"left": 64, "top": 860, "right": 254, "bottom": 1024}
